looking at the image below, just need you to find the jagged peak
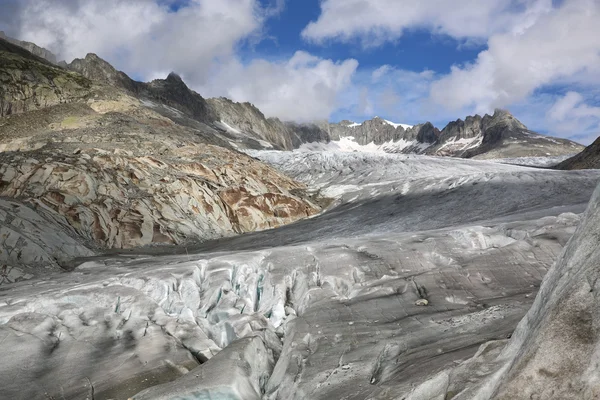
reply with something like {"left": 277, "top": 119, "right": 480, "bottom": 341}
{"left": 84, "top": 53, "right": 102, "bottom": 61}
{"left": 77, "top": 53, "right": 116, "bottom": 69}
{"left": 166, "top": 72, "right": 184, "bottom": 83}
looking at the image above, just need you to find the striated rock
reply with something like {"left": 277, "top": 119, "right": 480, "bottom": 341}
{"left": 0, "top": 143, "right": 319, "bottom": 250}
{"left": 0, "top": 44, "right": 322, "bottom": 258}
{"left": 207, "top": 97, "right": 295, "bottom": 150}
{"left": 0, "top": 197, "right": 94, "bottom": 280}
{"left": 411, "top": 182, "right": 600, "bottom": 400}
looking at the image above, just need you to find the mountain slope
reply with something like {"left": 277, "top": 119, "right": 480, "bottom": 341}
{"left": 0, "top": 37, "right": 92, "bottom": 117}
{"left": 556, "top": 135, "right": 600, "bottom": 170}
{"left": 0, "top": 38, "right": 322, "bottom": 272}
{"left": 426, "top": 109, "right": 584, "bottom": 158}
{"left": 64, "top": 50, "right": 582, "bottom": 160}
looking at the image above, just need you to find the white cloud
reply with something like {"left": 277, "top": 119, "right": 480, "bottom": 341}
{"left": 429, "top": 0, "right": 600, "bottom": 113}
{"left": 14, "top": 0, "right": 262, "bottom": 85}
{"left": 302, "top": 0, "right": 551, "bottom": 45}
{"left": 304, "top": 0, "right": 600, "bottom": 142}
{"left": 4, "top": 0, "right": 359, "bottom": 122}
{"left": 548, "top": 92, "right": 600, "bottom": 122}
{"left": 371, "top": 65, "right": 392, "bottom": 82}
{"left": 543, "top": 91, "right": 600, "bottom": 143}
{"left": 332, "top": 66, "right": 440, "bottom": 125}
{"left": 201, "top": 51, "right": 358, "bottom": 122}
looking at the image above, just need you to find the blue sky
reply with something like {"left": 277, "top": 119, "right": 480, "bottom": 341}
{"left": 3, "top": 0, "right": 600, "bottom": 143}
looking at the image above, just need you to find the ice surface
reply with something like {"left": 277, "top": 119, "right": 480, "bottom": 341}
{"left": 1, "top": 151, "right": 600, "bottom": 399}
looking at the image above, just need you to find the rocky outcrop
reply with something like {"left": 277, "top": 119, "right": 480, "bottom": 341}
{"left": 405, "top": 122, "right": 440, "bottom": 143}
{"left": 426, "top": 109, "right": 584, "bottom": 158}
{"left": 328, "top": 117, "right": 408, "bottom": 145}
{"left": 68, "top": 53, "right": 138, "bottom": 92}
{"left": 409, "top": 181, "right": 600, "bottom": 399}
{"left": 68, "top": 54, "right": 218, "bottom": 125}
{"left": 144, "top": 72, "right": 218, "bottom": 124}
{"left": 0, "top": 31, "right": 58, "bottom": 64}
{"left": 207, "top": 97, "right": 295, "bottom": 150}
{"left": 0, "top": 198, "right": 94, "bottom": 281}
{"left": 284, "top": 121, "right": 330, "bottom": 147}
{"left": 0, "top": 37, "right": 92, "bottom": 117}
{"left": 0, "top": 145, "right": 319, "bottom": 250}
{"left": 0, "top": 43, "right": 323, "bottom": 262}
{"left": 556, "top": 135, "right": 600, "bottom": 170}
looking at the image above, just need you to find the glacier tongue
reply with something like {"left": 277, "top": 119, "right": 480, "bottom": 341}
{"left": 1, "top": 151, "right": 600, "bottom": 399}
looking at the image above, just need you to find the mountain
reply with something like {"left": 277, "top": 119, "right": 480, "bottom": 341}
{"left": 62, "top": 50, "right": 583, "bottom": 159}
{"left": 428, "top": 108, "right": 584, "bottom": 159}
{"left": 207, "top": 97, "right": 329, "bottom": 150}
{"left": 556, "top": 135, "right": 600, "bottom": 169}
{"left": 0, "top": 31, "right": 58, "bottom": 64}
{"left": 3, "top": 34, "right": 600, "bottom": 400}
{"left": 0, "top": 38, "right": 91, "bottom": 116}
{"left": 0, "top": 37, "right": 322, "bottom": 271}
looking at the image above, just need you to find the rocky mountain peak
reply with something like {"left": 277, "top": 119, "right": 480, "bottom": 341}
{"left": 482, "top": 108, "right": 527, "bottom": 130}
{"left": 165, "top": 72, "right": 185, "bottom": 85}
{"left": 405, "top": 122, "right": 440, "bottom": 142}
{"left": 438, "top": 114, "right": 484, "bottom": 142}
{"left": 68, "top": 53, "right": 138, "bottom": 92}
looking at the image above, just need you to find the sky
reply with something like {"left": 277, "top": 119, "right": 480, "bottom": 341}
{"left": 1, "top": 0, "right": 599, "bottom": 143}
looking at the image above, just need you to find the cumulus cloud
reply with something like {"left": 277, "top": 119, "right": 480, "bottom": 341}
{"left": 332, "top": 66, "right": 439, "bottom": 125}
{"left": 430, "top": 0, "right": 600, "bottom": 113}
{"left": 543, "top": 91, "right": 600, "bottom": 142}
{"left": 201, "top": 51, "right": 358, "bottom": 122}
{"left": 1, "top": 0, "right": 359, "bottom": 122}
{"left": 302, "top": 0, "right": 550, "bottom": 45}
{"left": 548, "top": 92, "right": 600, "bottom": 122}
{"left": 304, "top": 0, "right": 600, "bottom": 143}
{"left": 11, "top": 0, "right": 262, "bottom": 84}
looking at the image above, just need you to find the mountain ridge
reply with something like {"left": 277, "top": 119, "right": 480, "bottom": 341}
{"left": 1, "top": 36, "right": 585, "bottom": 158}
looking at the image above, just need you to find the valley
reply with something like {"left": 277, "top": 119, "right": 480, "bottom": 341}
{"left": 1, "top": 29, "right": 600, "bottom": 400}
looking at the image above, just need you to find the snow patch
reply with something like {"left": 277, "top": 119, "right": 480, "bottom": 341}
{"left": 216, "top": 120, "right": 242, "bottom": 135}
{"left": 298, "top": 136, "right": 432, "bottom": 155}
{"left": 383, "top": 119, "right": 413, "bottom": 130}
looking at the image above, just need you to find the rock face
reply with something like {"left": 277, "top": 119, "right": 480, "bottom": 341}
{"left": 557, "top": 135, "right": 600, "bottom": 170}
{"left": 0, "top": 145, "right": 319, "bottom": 250}
{"left": 426, "top": 109, "right": 584, "bottom": 158}
{"left": 0, "top": 40, "right": 322, "bottom": 269}
{"left": 0, "top": 31, "right": 58, "bottom": 64}
{"left": 328, "top": 117, "right": 412, "bottom": 145}
{"left": 68, "top": 53, "right": 138, "bottom": 92}
{"left": 207, "top": 97, "right": 295, "bottom": 150}
{"left": 486, "top": 183, "right": 600, "bottom": 399}
{"left": 0, "top": 38, "right": 92, "bottom": 117}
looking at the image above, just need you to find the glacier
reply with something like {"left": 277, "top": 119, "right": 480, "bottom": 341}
{"left": 1, "top": 151, "right": 599, "bottom": 399}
